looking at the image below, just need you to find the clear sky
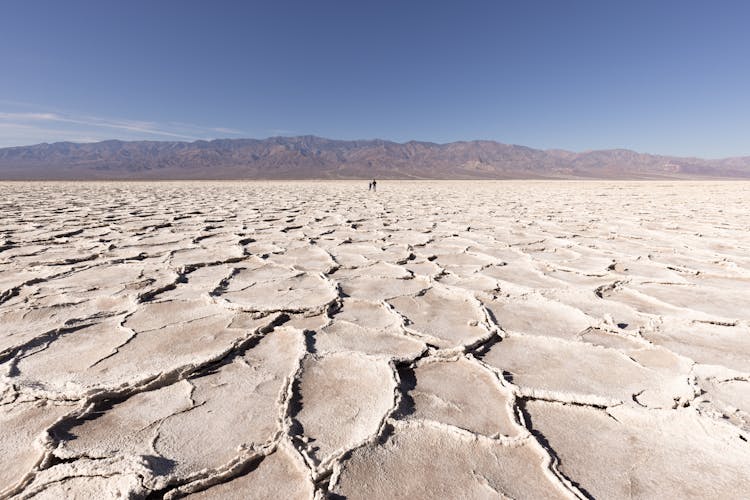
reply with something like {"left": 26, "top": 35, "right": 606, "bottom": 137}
{"left": 1, "top": 0, "right": 749, "bottom": 157}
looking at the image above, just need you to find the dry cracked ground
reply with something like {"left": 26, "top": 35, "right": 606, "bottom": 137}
{"left": 1, "top": 180, "right": 750, "bottom": 499}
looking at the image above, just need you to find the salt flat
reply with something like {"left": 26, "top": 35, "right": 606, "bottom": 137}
{"left": 1, "top": 180, "right": 749, "bottom": 499}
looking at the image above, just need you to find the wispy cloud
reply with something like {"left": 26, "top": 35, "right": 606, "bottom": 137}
{"left": 0, "top": 107, "right": 248, "bottom": 147}
{"left": 211, "top": 126, "right": 246, "bottom": 135}
{"left": 0, "top": 112, "right": 62, "bottom": 121}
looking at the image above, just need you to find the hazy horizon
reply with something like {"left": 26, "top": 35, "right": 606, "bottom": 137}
{"left": 3, "top": 134, "right": 750, "bottom": 161}
{"left": 1, "top": 0, "right": 749, "bottom": 157}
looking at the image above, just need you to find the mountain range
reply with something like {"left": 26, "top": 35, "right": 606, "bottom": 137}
{"left": 1, "top": 136, "right": 749, "bottom": 180}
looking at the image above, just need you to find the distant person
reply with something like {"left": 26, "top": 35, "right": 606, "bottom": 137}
{"left": 372, "top": 179, "right": 377, "bottom": 192}
{"left": 368, "top": 181, "right": 372, "bottom": 191}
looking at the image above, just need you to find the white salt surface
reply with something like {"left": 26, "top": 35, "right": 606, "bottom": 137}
{"left": 1, "top": 180, "right": 749, "bottom": 498}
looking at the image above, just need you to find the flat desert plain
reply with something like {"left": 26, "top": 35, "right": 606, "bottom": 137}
{"left": 1, "top": 180, "right": 750, "bottom": 499}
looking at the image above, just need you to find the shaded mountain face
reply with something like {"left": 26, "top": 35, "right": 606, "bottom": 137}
{"left": 0, "top": 136, "right": 749, "bottom": 180}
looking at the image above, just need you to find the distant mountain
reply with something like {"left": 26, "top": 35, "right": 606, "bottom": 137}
{"left": 1, "top": 136, "right": 749, "bottom": 180}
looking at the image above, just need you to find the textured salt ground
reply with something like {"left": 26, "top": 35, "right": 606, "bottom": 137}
{"left": 1, "top": 180, "right": 750, "bottom": 499}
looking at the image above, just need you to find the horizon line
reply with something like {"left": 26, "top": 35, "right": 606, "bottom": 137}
{"left": 1, "top": 135, "right": 747, "bottom": 161}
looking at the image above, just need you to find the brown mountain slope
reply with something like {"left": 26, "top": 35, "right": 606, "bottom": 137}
{"left": 0, "top": 136, "right": 748, "bottom": 180}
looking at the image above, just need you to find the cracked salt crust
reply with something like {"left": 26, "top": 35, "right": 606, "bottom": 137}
{"left": 1, "top": 180, "right": 750, "bottom": 498}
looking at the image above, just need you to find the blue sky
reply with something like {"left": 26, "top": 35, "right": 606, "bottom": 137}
{"left": 1, "top": 0, "right": 749, "bottom": 157}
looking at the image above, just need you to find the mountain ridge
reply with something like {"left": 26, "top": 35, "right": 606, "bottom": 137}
{"left": 1, "top": 136, "right": 749, "bottom": 180}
